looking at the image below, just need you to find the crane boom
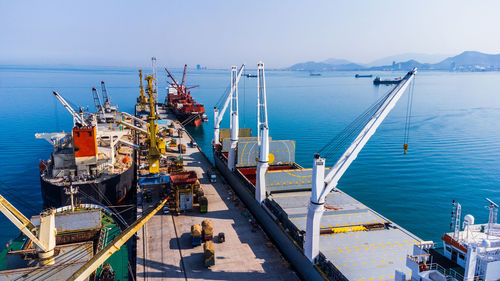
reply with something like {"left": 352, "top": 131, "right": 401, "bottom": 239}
{"left": 181, "top": 64, "right": 187, "bottom": 88}
{"left": 117, "top": 120, "right": 148, "bottom": 135}
{"left": 321, "top": 68, "right": 417, "bottom": 201}
{"left": 0, "top": 194, "right": 56, "bottom": 263}
{"left": 100, "top": 81, "right": 110, "bottom": 103}
{"left": 120, "top": 111, "right": 147, "bottom": 126}
{"left": 66, "top": 198, "right": 168, "bottom": 281}
{"left": 165, "top": 67, "right": 181, "bottom": 92}
{"left": 92, "top": 87, "right": 104, "bottom": 114}
{"left": 52, "top": 91, "right": 86, "bottom": 126}
{"left": 213, "top": 64, "right": 245, "bottom": 145}
{"left": 304, "top": 68, "right": 417, "bottom": 262}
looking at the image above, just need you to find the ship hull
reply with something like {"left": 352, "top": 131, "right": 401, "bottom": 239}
{"left": 212, "top": 149, "right": 324, "bottom": 281}
{"left": 172, "top": 110, "right": 202, "bottom": 126}
{"left": 40, "top": 163, "right": 136, "bottom": 209}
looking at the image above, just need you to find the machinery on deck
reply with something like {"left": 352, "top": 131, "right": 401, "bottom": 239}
{"left": 137, "top": 70, "right": 148, "bottom": 112}
{"left": 304, "top": 68, "right": 417, "bottom": 262}
{"left": 0, "top": 194, "right": 56, "bottom": 266}
{"left": 119, "top": 73, "right": 165, "bottom": 174}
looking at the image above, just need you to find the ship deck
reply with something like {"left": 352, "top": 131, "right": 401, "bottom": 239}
{"left": 268, "top": 187, "right": 421, "bottom": 280}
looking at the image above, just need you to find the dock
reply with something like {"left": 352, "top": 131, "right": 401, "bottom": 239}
{"left": 135, "top": 105, "right": 299, "bottom": 280}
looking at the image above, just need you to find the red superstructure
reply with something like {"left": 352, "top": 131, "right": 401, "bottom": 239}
{"left": 165, "top": 65, "right": 206, "bottom": 126}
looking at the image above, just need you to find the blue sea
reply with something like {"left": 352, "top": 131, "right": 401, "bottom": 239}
{"left": 1, "top": 66, "right": 499, "bottom": 247}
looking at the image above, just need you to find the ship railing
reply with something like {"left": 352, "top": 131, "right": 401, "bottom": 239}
{"left": 264, "top": 198, "right": 304, "bottom": 247}
{"left": 426, "top": 263, "right": 464, "bottom": 281}
{"left": 316, "top": 252, "right": 349, "bottom": 281}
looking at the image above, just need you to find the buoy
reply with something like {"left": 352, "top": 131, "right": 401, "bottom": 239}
{"left": 403, "top": 143, "right": 408, "bottom": 154}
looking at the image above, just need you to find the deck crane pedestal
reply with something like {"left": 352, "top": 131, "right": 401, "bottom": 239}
{"left": 0, "top": 194, "right": 56, "bottom": 266}
{"left": 255, "top": 61, "right": 269, "bottom": 203}
{"left": 304, "top": 68, "right": 418, "bottom": 262}
{"left": 212, "top": 64, "right": 245, "bottom": 165}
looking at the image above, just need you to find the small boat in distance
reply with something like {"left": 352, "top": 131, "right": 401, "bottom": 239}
{"left": 355, "top": 74, "right": 373, "bottom": 78}
{"left": 309, "top": 72, "right": 321, "bottom": 76}
{"left": 245, "top": 73, "right": 258, "bottom": 78}
{"left": 373, "top": 76, "right": 402, "bottom": 85}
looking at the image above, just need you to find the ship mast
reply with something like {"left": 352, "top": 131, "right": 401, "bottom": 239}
{"left": 255, "top": 61, "right": 269, "bottom": 203}
{"left": 304, "top": 68, "right": 417, "bottom": 262}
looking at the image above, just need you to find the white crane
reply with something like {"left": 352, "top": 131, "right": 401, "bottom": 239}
{"left": 255, "top": 61, "right": 269, "bottom": 203}
{"left": 213, "top": 64, "right": 245, "bottom": 154}
{"left": 0, "top": 194, "right": 57, "bottom": 265}
{"left": 227, "top": 66, "right": 240, "bottom": 170}
{"left": 52, "top": 91, "right": 88, "bottom": 126}
{"left": 304, "top": 68, "right": 417, "bottom": 262}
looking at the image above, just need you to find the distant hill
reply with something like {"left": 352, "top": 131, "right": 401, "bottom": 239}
{"left": 321, "top": 58, "right": 353, "bottom": 65}
{"left": 366, "top": 53, "right": 450, "bottom": 66}
{"left": 433, "top": 51, "right": 500, "bottom": 70}
{"left": 287, "top": 61, "right": 364, "bottom": 71}
{"left": 286, "top": 51, "right": 500, "bottom": 72}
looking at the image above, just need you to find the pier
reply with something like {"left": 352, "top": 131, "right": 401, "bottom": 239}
{"left": 135, "top": 105, "right": 299, "bottom": 280}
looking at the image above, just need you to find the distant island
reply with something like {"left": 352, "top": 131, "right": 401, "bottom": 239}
{"left": 287, "top": 51, "right": 500, "bottom": 72}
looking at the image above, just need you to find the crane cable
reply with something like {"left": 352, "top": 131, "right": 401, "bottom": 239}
{"left": 403, "top": 77, "right": 416, "bottom": 154}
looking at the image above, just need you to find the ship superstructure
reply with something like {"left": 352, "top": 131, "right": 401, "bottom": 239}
{"left": 213, "top": 63, "right": 423, "bottom": 280}
{"left": 36, "top": 87, "right": 136, "bottom": 208}
{"left": 405, "top": 199, "right": 500, "bottom": 281}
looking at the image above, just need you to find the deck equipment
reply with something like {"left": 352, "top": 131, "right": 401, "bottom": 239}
{"left": 304, "top": 68, "right": 418, "bottom": 262}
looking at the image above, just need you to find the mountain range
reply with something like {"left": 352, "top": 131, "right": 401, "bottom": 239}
{"left": 287, "top": 51, "right": 500, "bottom": 72}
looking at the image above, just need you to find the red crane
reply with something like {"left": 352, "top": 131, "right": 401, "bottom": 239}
{"left": 165, "top": 65, "right": 199, "bottom": 95}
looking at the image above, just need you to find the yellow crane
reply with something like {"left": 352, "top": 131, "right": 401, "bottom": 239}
{"left": 119, "top": 74, "right": 165, "bottom": 174}
{"left": 66, "top": 198, "right": 168, "bottom": 281}
{"left": 138, "top": 70, "right": 148, "bottom": 112}
{"left": 145, "top": 74, "right": 165, "bottom": 173}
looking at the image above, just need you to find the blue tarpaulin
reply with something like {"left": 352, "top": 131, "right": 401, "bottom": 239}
{"left": 139, "top": 173, "right": 170, "bottom": 186}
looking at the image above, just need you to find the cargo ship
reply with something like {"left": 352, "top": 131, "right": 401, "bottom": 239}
{"left": 36, "top": 86, "right": 136, "bottom": 209}
{"left": 0, "top": 201, "right": 129, "bottom": 280}
{"left": 213, "top": 64, "right": 423, "bottom": 280}
{"left": 373, "top": 76, "right": 402, "bottom": 85}
{"left": 165, "top": 65, "right": 207, "bottom": 126}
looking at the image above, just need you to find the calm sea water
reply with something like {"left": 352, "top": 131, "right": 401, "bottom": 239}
{"left": 0, "top": 66, "right": 499, "bottom": 247}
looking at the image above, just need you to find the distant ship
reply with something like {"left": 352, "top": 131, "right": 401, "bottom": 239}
{"left": 309, "top": 72, "right": 321, "bottom": 76}
{"left": 245, "top": 73, "right": 258, "bottom": 78}
{"left": 36, "top": 84, "right": 136, "bottom": 209}
{"left": 373, "top": 76, "right": 402, "bottom": 85}
{"left": 165, "top": 65, "right": 207, "bottom": 126}
{"left": 355, "top": 74, "right": 373, "bottom": 78}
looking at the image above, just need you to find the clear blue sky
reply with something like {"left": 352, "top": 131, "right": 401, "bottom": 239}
{"left": 1, "top": 0, "right": 499, "bottom": 68}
